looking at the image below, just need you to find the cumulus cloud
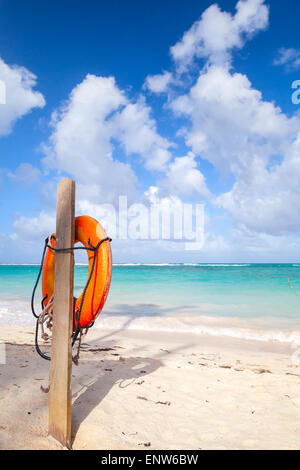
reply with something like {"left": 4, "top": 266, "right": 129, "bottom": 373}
{"left": 273, "top": 47, "right": 300, "bottom": 71}
{"left": 232, "top": 225, "right": 300, "bottom": 258}
{"left": 111, "top": 97, "right": 173, "bottom": 170}
{"left": 170, "top": 63, "right": 300, "bottom": 235}
{"left": 0, "top": 211, "right": 55, "bottom": 263}
{"left": 155, "top": 0, "right": 300, "bottom": 238}
{"left": 159, "top": 152, "right": 211, "bottom": 198}
{"left": 43, "top": 74, "right": 174, "bottom": 207}
{"left": 170, "top": 0, "right": 269, "bottom": 70}
{"left": 216, "top": 132, "right": 300, "bottom": 235}
{"left": 43, "top": 74, "right": 136, "bottom": 203}
{"left": 143, "top": 71, "right": 173, "bottom": 94}
{"left": 6, "top": 0, "right": 300, "bottom": 262}
{"left": 0, "top": 57, "right": 45, "bottom": 136}
{"left": 12, "top": 210, "right": 55, "bottom": 240}
{"left": 171, "top": 66, "right": 297, "bottom": 172}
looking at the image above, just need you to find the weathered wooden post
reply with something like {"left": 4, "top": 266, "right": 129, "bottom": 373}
{"left": 48, "top": 178, "right": 75, "bottom": 448}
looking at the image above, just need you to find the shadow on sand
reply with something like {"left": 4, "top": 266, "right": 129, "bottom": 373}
{"left": 70, "top": 319, "right": 195, "bottom": 445}
{"left": 1, "top": 313, "right": 195, "bottom": 448}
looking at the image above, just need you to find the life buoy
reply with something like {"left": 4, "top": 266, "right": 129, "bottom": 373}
{"left": 42, "top": 215, "right": 112, "bottom": 330}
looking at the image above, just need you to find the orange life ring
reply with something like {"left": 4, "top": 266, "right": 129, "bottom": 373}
{"left": 42, "top": 215, "right": 112, "bottom": 330}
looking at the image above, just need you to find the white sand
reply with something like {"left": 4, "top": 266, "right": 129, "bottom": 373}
{"left": 0, "top": 324, "right": 300, "bottom": 450}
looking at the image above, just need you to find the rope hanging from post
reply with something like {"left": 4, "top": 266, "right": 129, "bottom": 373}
{"left": 31, "top": 235, "right": 112, "bottom": 363}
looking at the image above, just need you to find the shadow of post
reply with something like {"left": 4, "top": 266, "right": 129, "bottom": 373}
{"left": 71, "top": 351, "right": 161, "bottom": 443}
{"left": 70, "top": 322, "right": 196, "bottom": 445}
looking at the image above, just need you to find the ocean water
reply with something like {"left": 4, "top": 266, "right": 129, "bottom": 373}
{"left": 0, "top": 264, "right": 300, "bottom": 343}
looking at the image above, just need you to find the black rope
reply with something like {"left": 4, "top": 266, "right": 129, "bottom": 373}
{"left": 31, "top": 237, "right": 49, "bottom": 319}
{"left": 35, "top": 317, "right": 51, "bottom": 361}
{"left": 32, "top": 235, "right": 111, "bottom": 361}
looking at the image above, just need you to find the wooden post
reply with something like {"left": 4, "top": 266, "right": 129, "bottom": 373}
{"left": 48, "top": 178, "right": 75, "bottom": 448}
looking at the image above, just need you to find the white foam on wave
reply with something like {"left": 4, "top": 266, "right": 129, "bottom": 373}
{"left": 0, "top": 300, "right": 33, "bottom": 326}
{"left": 112, "top": 263, "right": 252, "bottom": 267}
{"left": 113, "top": 263, "right": 172, "bottom": 266}
{"left": 1, "top": 299, "right": 299, "bottom": 345}
{"left": 0, "top": 264, "right": 40, "bottom": 266}
{"left": 182, "top": 263, "right": 250, "bottom": 266}
{"left": 96, "top": 312, "right": 300, "bottom": 345}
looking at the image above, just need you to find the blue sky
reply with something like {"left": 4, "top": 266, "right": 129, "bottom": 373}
{"left": 1, "top": 0, "right": 300, "bottom": 263}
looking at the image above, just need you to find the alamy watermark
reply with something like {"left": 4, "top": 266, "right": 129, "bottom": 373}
{"left": 0, "top": 79, "right": 6, "bottom": 105}
{"left": 96, "top": 196, "right": 205, "bottom": 251}
{"left": 0, "top": 342, "right": 6, "bottom": 364}
{"left": 291, "top": 339, "right": 300, "bottom": 365}
{"left": 291, "top": 80, "right": 300, "bottom": 105}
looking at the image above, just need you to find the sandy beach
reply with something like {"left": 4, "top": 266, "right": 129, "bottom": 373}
{"left": 1, "top": 0, "right": 300, "bottom": 454}
{"left": 0, "top": 323, "right": 299, "bottom": 450}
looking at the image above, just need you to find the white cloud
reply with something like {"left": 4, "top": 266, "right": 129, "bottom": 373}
{"left": 0, "top": 211, "right": 55, "bottom": 264}
{"left": 171, "top": 66, "right": 297, "bottom": 172}
{"left": 170, "top": 0, "right": 269, "bottom": 70}
{"left": 170, "top": 64, "right": 300, "bottom": 235}
{"left": 43, "top": 74, "right": 174, "bottom": 208}
{"left": 8, "top": 163, "right": 40, "bottom": 186}
{"left": 43, "top": 74, "right": 134, "bottom": 203}
{"left": 232, "top": 224, "right": 300, "bottom": 257}
{"left": 159, "top": 152, "right": 211, "bottom": 198}
{"left": 274, "top": 47, "right": 300, "bottom": 71}
{"left": 111, "top": 97, "right": 173, "bottom": 170}
{"left": 12, "top": 210, "right": 55, "bottom": 240}
{"left": 158, "top": 0, "right": 300, "bottom": 239}
{"left": 216, "top": 132, "right": 300, "bottom": 235}
{"left": 144, "top": 71, "right": 173, "bottom": 94}
{"left": 6, "top": 0, "right": 300, "bottom": 262}
{"left": 0, "top": 57, "right": 45, "bottom": 137}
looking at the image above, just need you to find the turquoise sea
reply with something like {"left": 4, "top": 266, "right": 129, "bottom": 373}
{"left": 0, "top": 264, "right": 300, "bottom": 342}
